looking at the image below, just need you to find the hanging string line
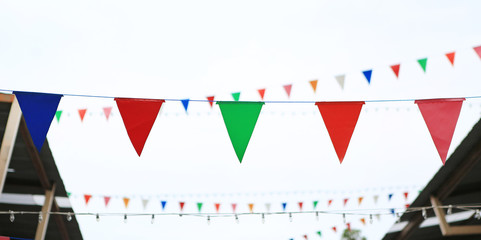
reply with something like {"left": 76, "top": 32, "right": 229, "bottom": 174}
{"left": 1, "top": 89, "right": 481, "bottom": 103}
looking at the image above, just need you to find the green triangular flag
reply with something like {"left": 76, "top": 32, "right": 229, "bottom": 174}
{"left": 231, "top": 92, "right": 241, "bottom": 101}
{"left": 313, "top": 200, "right": 318, "bottom": 209}
{"left": 197, "top": 202, "right": 203, "bottom": 212}
{"left": 217, "top": 101, "right": 264, "bottom": 163}
{"left": 317, "top": 231, "right": 322, "bottom": 237}
{"left": 67, "top": 192, "right": 71, "bottom": 197}
{"left": 417, "top": 58, "right": 427, "bottom": 72}
{"left": 55, "top": 110, "right": 63, "bottom": 123}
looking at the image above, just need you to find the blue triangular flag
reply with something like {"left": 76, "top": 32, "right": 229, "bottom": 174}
{"left": 362, "top": 70, "right": 372, "bottom": 84}
{"left": 14, "top": 92, "right": 62, "bottom": 150}
{"left": 161, "top": 200, "right": 167, "bottom": 210}
{"left": 181, "top": 99, "right": 189, "bottom": 113}
{"left": 390, "top": 208, "right": 395, "bottom": 216}
{"left": 282, "top": 202, "right": 287, "bottom": 211}
{"left": 388, "top": 193, "right": 393, "bottom": 201}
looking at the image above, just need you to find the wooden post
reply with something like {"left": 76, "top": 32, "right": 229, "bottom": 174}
{"left": 35, "top": 183, "right": 56, "bottom": 240}
{"left": 430, "top": 195, "right": 481, "bottom": 236}
{"left": 0, "top": 97, "right": 22, "bottom": 194}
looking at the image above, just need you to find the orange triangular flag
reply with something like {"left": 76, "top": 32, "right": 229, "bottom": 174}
{"left": 103, "top": 107, "right": 112, "bottom": 120}
{"left": 360, "top": 218, "right": 366, "bottom": 225}
{"left": 248, "top": 203, "right": 254, "bottom": 213}
{"left": 328, "top": 199, "right": 333, "bottom": 207}
{"left": 123, "top": 197, "right": 130, "bottom": 209}
{"left": 258, "top": 89, "right": 266, "bottom": 100}
{"left": 84, "top": 194, "right": 92, "bottom": 205}
{"left": 391, "top": 64, "right": 400, "bottom": 78}
{"left": 283, "top": 84, "right": 292, "bottom": 98}
{"left": 309, "top": 80, "right": 318, "bottom": 93}
{"left": 358, "top": 197, "right": 364, "bottom": 206}
{"left": 215, "top": 203, "right": 221, "bottom": 213}
{"left": 446, "top": 52, "right": 455, "bottom": 66}
{"left": 206, "top": 96, "right": 215, "bottom": 108}
{"left": 78, "top": 109, "right": 87, "bottom": 122}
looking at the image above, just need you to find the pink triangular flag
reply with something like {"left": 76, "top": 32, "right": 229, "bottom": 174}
{"left": 474, "top": 45, "right": 481, "bottom": 60}
{"left": 316, "top": 102, "right": 365, "bottom": 163}
{"left": 78, "top": 109, "right": 87, "bottom": 122}
{"left": 104, "top": 196, "right": 111, "bottom": 207}
{"left": 231, "top": 203, "right": 237, "bottom": 213}
{"left": 258, "top": 89, "right": 266, "bottom": 100}
{"left": 415, "top": 98, "right": 465, "bottom": 164}
{"left": 84, "top": 194, "right": 92, "bottom": 205}
{"left": 283, "top": 84, "right": 292, "bottom": 98}
{"left": 103, "top": 107, "right": 112, "bottom": 120}
{"left": 445, "top": 52, "right": 455, "bottom": 66}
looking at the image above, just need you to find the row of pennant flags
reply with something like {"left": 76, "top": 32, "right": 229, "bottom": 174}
{"left": 77, "top": 191, "right": 412, "bottom": 211}
{"left": 15, "top": 89, "right": 465, "bottom": 164}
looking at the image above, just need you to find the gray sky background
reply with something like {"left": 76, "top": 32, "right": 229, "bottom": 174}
{"left": 1, "top": 0, "right": 481, "bottom": 239}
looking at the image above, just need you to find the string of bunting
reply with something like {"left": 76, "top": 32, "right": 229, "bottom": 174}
{"left": 6, "top": 45, "right": 481, "bottom": 164}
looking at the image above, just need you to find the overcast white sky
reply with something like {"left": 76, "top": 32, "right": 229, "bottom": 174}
{"left": 1, "top": 0, "right": 481, "bottom": 239}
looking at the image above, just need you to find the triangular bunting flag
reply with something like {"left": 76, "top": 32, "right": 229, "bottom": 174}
{"left": 123, "top": 198, "right": 130, "bottom": 209}
{"left": 104, "top": 196, "right": 111, "bottom": 207}
{"left": 309, "top": 80, "right": 318, "bottom": 93}
{"left": 231, "top": 203, "right": 237, "bottom": 213}
{"left": 265, "top": 203, "right": 271, "bottom": 212}
{"left": 217, "top": 102, "right": 264, "bottom": 163}
{"left": 303, "top": 234, "right": 308, "bottom": 240}
{"left": 179, "top": 202, "right": 185, "bottom": 212}
{"left": 282, "top": 202, "right": 287, "bottom": 211}
{"left": 298, "top": 202, "right": 303, "bottom": 211}
{"left": 14, "top": 92, "right": 63, "bottom": 150}
{"left": 78, "top": 109, "right": 87, "bottom": 122}
{"left": 332, "top": 227, "right": 337, "bottom": 233}
{"left": 403, "top": 192, "right": 409, "bottom": 201}
{"left": 390, "top": 209, "right": 395, "bottom": 216}
{"left": 248, "top": 203, "right": 254, "bottom": 213}
{"left": 415, "top": 98, "right": 465, "bottom": 164}
{"left": 473, "top": 46, "right": 481, "bottom": 59}
{"left": 328, "top": 199, "right": 333, "bottom": 207}
{"left": 335, "top": 75, "right": 345, "bottom": 90}
{"left": 446, "top": 52, "right": 455, "bottom": 66}
{"left": 207, "top": 96, "right": 215, "bottom": 108}
{"left": 315, "top": 101, "right": 365, "bottom": 163}
{"left": 283, "top": 84, "right": 292, "bottom": 98}
{"left": 258, "top": 89, "right": 266, "bottom": 100}
{"left": 362, "top": 70, "right": 372, "bottom": 84}
{"left": 142, "top": 199, "right": 149, "bottom": 210}
{"left": 103, "top": 107, "right": 112, "bottom": 120}
{"left": 343, "top": 198, "right": 349, "bottom": 207}
{"left": 231, "top": 92, "right": 240, "bottom": 101}
{"left": 417, "top": 58, "right": 427, "bottom": 72}
{"left": 391, "top": 64, "right": 400, "bottom": 78}
{"left": 358, "top": 197, "right": 364, "bottom": 206}
{"left": 84, "top": 194, "right": 92, "bottom": 205}
{"left": 317, "top": 231, "right": 321, "bottom": 237}
{"left": 375, "top": 214, "right": 381, "bottom": 221}
{"left": 215, "top": 203, "right": 221, "bottom": 213}
{"left": 346, "top": 223, "right": 351, "bottom": 231}
{"left": 115, "top": 98, "right": 165, "bottom": 156}
{"left": 67, "top": 192, "right": 71, "bottom": 197}
{"left": 197, "top": 202, "right": 203, "bottom": 212}
{"left": 360, "top": 218, "right": 366, "bottom": 225}
{"left": 181, "top": 99, "right": 189, "bottom": 113}
{"left": 405, "top": 204, "right": 410, "bottom": 208}
{"left": 373, "top": 195, "right": 379, "bottom": 204}
{"left": 388, "top": 193, "right": 393, "bottom": 201}
{"left": 313, "top": 201, "right": 318, "bottom": 210}
{"left": 161, "top": 201, "right": 167, "bottom": 211}
{"left": 55, "top": 110, "right": 62, "bottom": 123}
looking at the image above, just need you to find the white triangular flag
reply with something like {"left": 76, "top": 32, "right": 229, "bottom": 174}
{"left": 142, "top": 199, "right": 149, "bottom": 210}
{"left": 335, "top": 75, "right": 345, "bottom": 90}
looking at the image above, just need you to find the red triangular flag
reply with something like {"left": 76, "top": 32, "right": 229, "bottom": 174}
{"left": 328, "top": 199, "right": 333, "bottom": 207}
{"left": 215, "top": 203, "right": 221, "bottom": 213}
{"left": 332, "top": 226, "right": 337, "bottom": 233}
{"left": 78, "top": 109, "right": 87, "bottom": 122}
{"left": 298, "top": 202, "right": 303, "bottom": 211}
{"left": 231, "top": 203, "right": 237, "bottom": 213}
{"left": 115, "top": 98, "right": 165, "bottom": 156}
{"left": 446, "top": 52, "right": 455, "bottom": 66}
{"left": 258, "top": 89, "right": 266, "bottom": 100}
{"left": 346, "top": 223, "right": 351, "bottom": 231}
{"left": 103, "top": 107, "right": 112, "bottom": 120}
{"left": 358, "top": 197, "right": 364, "bottom": 206}
{"left": 415, "top": 98, "right": 464, "bottom": 164}
{"left": 316, "top": 102, "right": 365, "bottom": 163}
{"left": 283, "top": 84, "right": 292, "bottom": 98}
{"left": 84, "top": 194, "right": 92, "bottom": 205}
{"left": 474, "top": 46, "right": 481, "bottom": 60}
{"left": 104, "top": 196, "right": 111, "bottom": 207}
{"left": 303, "top": 234, "right": 308, "bottom": 240}
{"left": 179, "top": 202, "right": 185, "bottom": 212}
{"left": 360, "top": 218, "right": 366, "bottom": 225}
{"left": 207, "top": 96, "right": 215, "bottom": 108}
{"left": 390, "top": 64, "right": 400, "bottom": 78}
{"left": 403, "top": 192, "right": 409, "bottom": 201}
{"left": 405, "top": 204, "right": 410, "bottom": 208}
{"left": 343, "top": 198, "right": 349, "bottom": 207}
